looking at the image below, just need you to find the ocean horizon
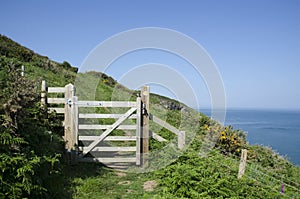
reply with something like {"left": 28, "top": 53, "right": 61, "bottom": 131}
{"left": 200, "top": 108, "right": 300, "bottom": 166}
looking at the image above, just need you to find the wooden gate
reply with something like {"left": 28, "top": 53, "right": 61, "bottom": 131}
{"left": 41, "top": 81, "right": 185, "bottom": 167}
{"left": 77, "top": 97, "right": 142, "bottom": 165}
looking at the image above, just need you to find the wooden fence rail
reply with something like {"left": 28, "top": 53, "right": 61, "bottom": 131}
{"left": 149, "top": 114, "right": 185, "bottom": 149}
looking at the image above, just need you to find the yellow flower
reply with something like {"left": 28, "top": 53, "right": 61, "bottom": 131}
{"left": 220, "top": 135, "right": 226, "bottom": 140}
{"left": 220, "top": 131, "right": 226, "bottom": 137}
{"left": 204, "top": 124, "right": 209, "bottom": 130}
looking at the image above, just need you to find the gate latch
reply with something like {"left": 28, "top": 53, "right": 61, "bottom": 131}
{"left": 67, "top": 98, "right": 72, "bottom": 106}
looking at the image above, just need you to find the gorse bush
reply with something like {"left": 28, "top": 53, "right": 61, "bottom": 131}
{"left": 215, "top": 125, "right": 247, "bottom": 156}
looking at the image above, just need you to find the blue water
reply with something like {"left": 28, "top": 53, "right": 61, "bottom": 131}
{"left": 201, "top": 109, "right": 300, "bottom": 166}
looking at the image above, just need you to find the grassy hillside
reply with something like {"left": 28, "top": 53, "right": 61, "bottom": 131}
{"left": 0, "top": 35, "right": 299, "bottom": 198}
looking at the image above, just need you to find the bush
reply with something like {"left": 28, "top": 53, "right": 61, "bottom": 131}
{"left": 0, "top": 59, "right": 63, "bottom": 198}
{"left": 215, "top": 126, "right": 246, "bottom": 156}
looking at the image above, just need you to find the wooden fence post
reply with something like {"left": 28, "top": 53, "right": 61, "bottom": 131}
{"left": 64, "top": 83, "right": 76, "bottom": 161}
{"left": 141, "top": 86, "right": 149, "bottom": 167}
{"left": 238, "top": 149, "right": 247, "bottom": 179}
{"left": 41, "top": 80, "right": 47, "bottom": 106}
{"left": 71, "top": 96, "right": 78, "bottom": 162}
{"left": 21, "top": 65, "right": 24, "bottom": 77}
{"left": 178, "top": 131, "right": 185, "bottom": 149}
{"left": 71, "top": 96, "right": 78, "bottom": 148}
{"left": 136, "top": 97, "right": 142, "bottom": 166}
{"left": 41, "top": 80, "right": 47, "bottom": 107}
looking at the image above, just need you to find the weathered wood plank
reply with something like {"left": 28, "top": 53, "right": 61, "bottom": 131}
{"left": 150, "top": 131, "right": 167, "bottom": 142}
{"left": 76, "top": 101, "right": 136, "bottom": 107}
{"left": 90, "top": 146, "right": 136, "bottom": 152}
{"left": 64, "top": 83, "right": 75, "bottom": 151}
{"left": 238, "top": 149, "right": 248, "bottom": 179}
{"left": 178, "top": 131, "right": 185, "bottom": 149}
{"left": 150, "top": 114, "right": 180, "bottom": 135}
{"left": 141, "top": 86, "right": 149, "bottom": 167}
{"left": 79, "top": 136, "right": 136, "bottom": 141}
{"left": 41, "top": 80, "right": 46, "bottom": 107}
{"left": 71, "top": 96, "right": 79, "bottom": 150}
{"left": 79, "top": 125, "right": 136, "bottom": 130}
{"left": 136, "top": 97, "right": 141, "bottom": 166}
{"left": 48, "top": 87, "right": 65, "bottom": 93}
{"left": 47, "top": 98, "right": 65, "bottom": 104}
{"left": 79, "top": 157, "right": 136, "bottom": 163}
{"left": 79, "top": 113, "right": 136, "bottom": 119}
{"left": 82, "top": 107, "right": 137, "bottom": 155}
{"left": 48, "top": 107, "right": 65, "bottom": 114}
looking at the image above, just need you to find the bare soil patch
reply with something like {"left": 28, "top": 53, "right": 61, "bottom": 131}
{"left": 143, "top": 180, "right": 157, "bottom": 192}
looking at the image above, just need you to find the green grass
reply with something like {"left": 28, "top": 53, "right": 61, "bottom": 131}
{"left": 68, "top": 164, "right": 160, "bottom": 199}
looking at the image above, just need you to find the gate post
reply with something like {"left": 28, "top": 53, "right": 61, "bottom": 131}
{"left": 136, "top": 97, "right": 142, "bottom": 166}
{"left": 64, "top": 83, "right": 77, "bottom": 162}
{"left": 71, "top": 96, "right": 79, "bottom": 161}
{"left": 141, "top": 86, "right": 150, "bottom": 167}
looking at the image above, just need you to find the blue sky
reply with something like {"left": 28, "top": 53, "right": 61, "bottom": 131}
{"left": 1, "top": 0, "right": 300, "bottom": 110}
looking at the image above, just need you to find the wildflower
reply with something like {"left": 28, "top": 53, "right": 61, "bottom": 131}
{"left": 220, "top": 131, "right": 226, "bottom": 137}
{"left": 219, "top": 131, "right": 226, "bottom": 140}
{"left": 220, "top": 131, "right": 226, "bottom": 138}
{"left": 204, "top": 124, "right": 209, "bottom": 130}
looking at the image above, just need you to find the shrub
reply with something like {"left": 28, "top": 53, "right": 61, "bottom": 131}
{"left": 0, "top": 59, "right": 62, "bottom": 198}
{"left": 215, "top": 126, "right": 246, "bottom": 156}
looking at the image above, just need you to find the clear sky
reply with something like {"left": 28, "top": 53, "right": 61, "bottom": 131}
{"left": 1, "top": 0, "right": 300, "bottom": 110}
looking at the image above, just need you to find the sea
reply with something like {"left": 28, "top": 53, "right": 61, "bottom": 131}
{"left": 201, "top": 109, "right": 300, "bottom": 166}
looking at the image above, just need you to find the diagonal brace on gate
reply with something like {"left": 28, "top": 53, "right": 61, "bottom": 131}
{"left": 82, "top": 107, "right": 137, "bottom": 156}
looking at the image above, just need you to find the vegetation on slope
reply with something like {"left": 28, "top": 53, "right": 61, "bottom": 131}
{"left": 0, "top": 57, "right": 65, "bottom": 198}
{"left": 0, "top": 35, "right": 299, "bottom": 198}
